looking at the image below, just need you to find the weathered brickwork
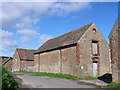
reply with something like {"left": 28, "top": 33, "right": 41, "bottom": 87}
{"left": 3, "top": 59, "right": 12, "bottom": 71}
{"left": 33, "top": 54, "right": 39, "bottom": 72}
{"left": 39, "top": 50, "right": 61, "bottom": 73}
{"left": 1, "top": 56, "right": 13, "bottom": 71}
{"left": 61, "top": 46, "right": 77, "bottom": 76}
{"left": 12, "top": 51, "right": 20, "bottom": 71}
{"left": 20, "top": 60, "right": 34, "bottom": 71}
{"left": 78, "top": 24, "right": 110, "bottom": 77}
{"left": 109, "top": 21, "right": 119, "bottom": 83}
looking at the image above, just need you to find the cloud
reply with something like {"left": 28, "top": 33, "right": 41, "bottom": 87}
{"left": 50, "top": 2, "right": 90, "bottom": 16}
{"left": 40, "top": 34, "right": 53, "bottom": 43}
{"left": 17, "top": 29, "right": 52, "bottom": 43}
{"left": 0, "top": 30, "right": 18, "bottom": 54}
{"left": 1, "top": 2, "right": 91, "bottom": 56}
{"left": 0, "top": 30, "right": 13, "bottom": 38}
{"left": 1, "top": 2, "right": 91, "bottom": 29}
{"left": 17, "top": 29, "right": 40, "bottom": 42}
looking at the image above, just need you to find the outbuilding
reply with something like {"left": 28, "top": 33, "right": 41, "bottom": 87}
{"left": 12, "top": 48, "right": 36, "bottom": 72}
{"left": 0, "top": 56, "right": 13, "bottom": 71}
{"left": 34, "top": 23, "right": 110, "bottom": 77}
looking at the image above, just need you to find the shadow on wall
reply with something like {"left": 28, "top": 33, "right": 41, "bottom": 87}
{"left": 97, "top": 73, "right": 112, "bottom": 83}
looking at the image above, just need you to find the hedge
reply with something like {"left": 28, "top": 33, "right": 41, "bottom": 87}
{"left": 1, "top": 67, "right": 19, "bottom": 89}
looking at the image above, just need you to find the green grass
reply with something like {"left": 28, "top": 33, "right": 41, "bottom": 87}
{"left": 108, "top": 82, "right": 120, "bottom": 88}
{"left": 16, "top": 71, "right": 79, "bottom": 80}
{"left": 83, "top": 76, "right": 97, "bottom": 80}
{"left": 15, "top": 71, "right": 97, "bottom": 80}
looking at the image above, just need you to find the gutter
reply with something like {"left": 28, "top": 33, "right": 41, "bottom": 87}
{"left": 34, "top": 43, "right": 77, "bottom": 54}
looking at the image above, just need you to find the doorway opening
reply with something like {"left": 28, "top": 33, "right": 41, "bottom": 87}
{"left": 92, "top": 58, "right": 99, "bottom": 77}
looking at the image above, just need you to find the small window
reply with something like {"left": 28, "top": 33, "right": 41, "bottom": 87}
{"left": 92, "top": 28, "right": 96, "bottom": 33}
{"left": 92, "top": 41, "right": 99, "bottom": 56}
{"left": 92, "top": 57, "right": 99, "bottom": 62}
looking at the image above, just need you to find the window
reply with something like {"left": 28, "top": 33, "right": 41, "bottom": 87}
{"left": 92, "top": 57, "right": 99, "bottom": 62}
{"left": 92, "top": 28, "right": 96, "bottom": 33}
{"left": 92, "top": 41, "right": 99, "bottom": 56}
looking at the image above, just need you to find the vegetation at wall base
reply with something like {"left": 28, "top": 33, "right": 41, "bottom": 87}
{"left": 1, "top": 67, "right": 19, "bottom": 89}
{"left": 83, "top": 76, "right": 97, "bottom": 80}
{"left": 107, "top": 82, "right": 120, "bottom": 88}
{"left": 15, "top": 71, "right": 97, "bottom": 80}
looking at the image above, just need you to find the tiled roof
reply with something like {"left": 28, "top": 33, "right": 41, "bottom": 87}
{"left": 37, "top": 22, "right": 94, "bottom": 53}
{"left": 16, "top": 48, "right": 36, "bottom": 60}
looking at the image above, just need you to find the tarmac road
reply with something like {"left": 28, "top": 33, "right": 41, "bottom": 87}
{"left": 13, "top": 72, "right": 100, "bottom": 88}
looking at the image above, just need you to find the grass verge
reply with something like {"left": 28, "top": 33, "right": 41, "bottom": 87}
{"left": 83, "top": 76, "right": 97, "bottom": 80}
{"left": 107, "top": 82, "right": 120, "bottom": 88}
{"left": 15, "top": 71, "right": 97, "bottom": 80}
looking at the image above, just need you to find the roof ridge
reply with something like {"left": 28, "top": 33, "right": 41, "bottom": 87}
{"left": 0, "top": 56, "right": 12, "bottom": 58}
{"left": 47, "top": 22, "right": 94, "bottom": 42}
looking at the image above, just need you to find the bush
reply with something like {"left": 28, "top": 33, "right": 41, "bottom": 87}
{"left": 1, "top": 67, "right": 19, "bottom": 89}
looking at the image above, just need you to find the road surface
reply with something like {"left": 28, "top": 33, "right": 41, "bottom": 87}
{"left": 13, "top": 72, "right": 99, "bottom": 88}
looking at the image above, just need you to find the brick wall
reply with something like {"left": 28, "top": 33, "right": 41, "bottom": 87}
{"left": 3, "top": 59, "right": 12, "bottom": 71}
{"left": 39, "top": 50, "right": 61, "bottom": 73}
{"left": 109, "top": 23, "right": 119, "bottom": 83}
{"left": 61, "top": 46, "right": 77, "bottom": 76}
{"left": 20, "top": 60, "right": 34, "bottom": 71}
{"left": 12, "top": 51, "right": 20, "bottom": 71}
{"left": 33, "top": 54, "right": 39, "bottom": 72}
{"left": 78, "top": 24, "right": 110, "bottom": 77}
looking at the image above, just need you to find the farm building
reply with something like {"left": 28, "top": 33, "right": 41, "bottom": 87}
{"left": 0, "top": 56, "right": 13, "bottom": 71}
{"left": 12, "top": 48, "right": 36, "bottom": 72}
{"left": 109, "top": 18, "right": 120, "bottom": 83}
{"left": 34, "top": 22, "right": 110, "bottom": 77}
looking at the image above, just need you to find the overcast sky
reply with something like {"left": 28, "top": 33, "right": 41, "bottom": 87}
{"left": 1, "top": 1, "right": 118, "bottom": 56}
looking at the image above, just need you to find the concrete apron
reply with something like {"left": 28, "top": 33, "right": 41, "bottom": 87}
{"left": 77, "top": 80, "right": 108, "bottom": 88}
{"left": 13, "top": 73, "right": 34, "bottom": 88}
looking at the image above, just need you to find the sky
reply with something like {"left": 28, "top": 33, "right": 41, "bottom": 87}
{"left": 0, "top": 1, "right": 118, "bottom": 57}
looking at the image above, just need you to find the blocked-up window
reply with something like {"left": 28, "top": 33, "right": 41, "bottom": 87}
{"left": 92, "top": 41, "right": 98, "bottom": 56}
{"left": 92, "top": 57, "right": 99, "bottom": 62}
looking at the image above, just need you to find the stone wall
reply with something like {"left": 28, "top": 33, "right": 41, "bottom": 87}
{"left": 33, "top": 54, "right": 39, "bottom": 72}
{"left": 3, "top": 59, "right": 12, "bottom": 71}
{"left": 20, "top": 60, "right": 34, "bottom": 71}
{"left": 12, "top": 51, "right": 20, "bottom": 71}
{"left": 39, "top": 50, "right": 61, "bottom": 73}
{"left": 35, "top": 46, "right": 77, "bottom": 75}
{"left": 109, "top": 22, "right": 119, "bottom": 83}
{"left": 61, "top": 46, "right": 78, "bottom": 76}
{"left": 78, "top": 24, "right": 110, "bottom": 77}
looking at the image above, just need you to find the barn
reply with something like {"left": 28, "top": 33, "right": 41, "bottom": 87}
{"left": 12, "top": 48, "right": 36, "bottom": 72}
{"left": 34, "top": 22, "right": 110, "bottom": 77}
